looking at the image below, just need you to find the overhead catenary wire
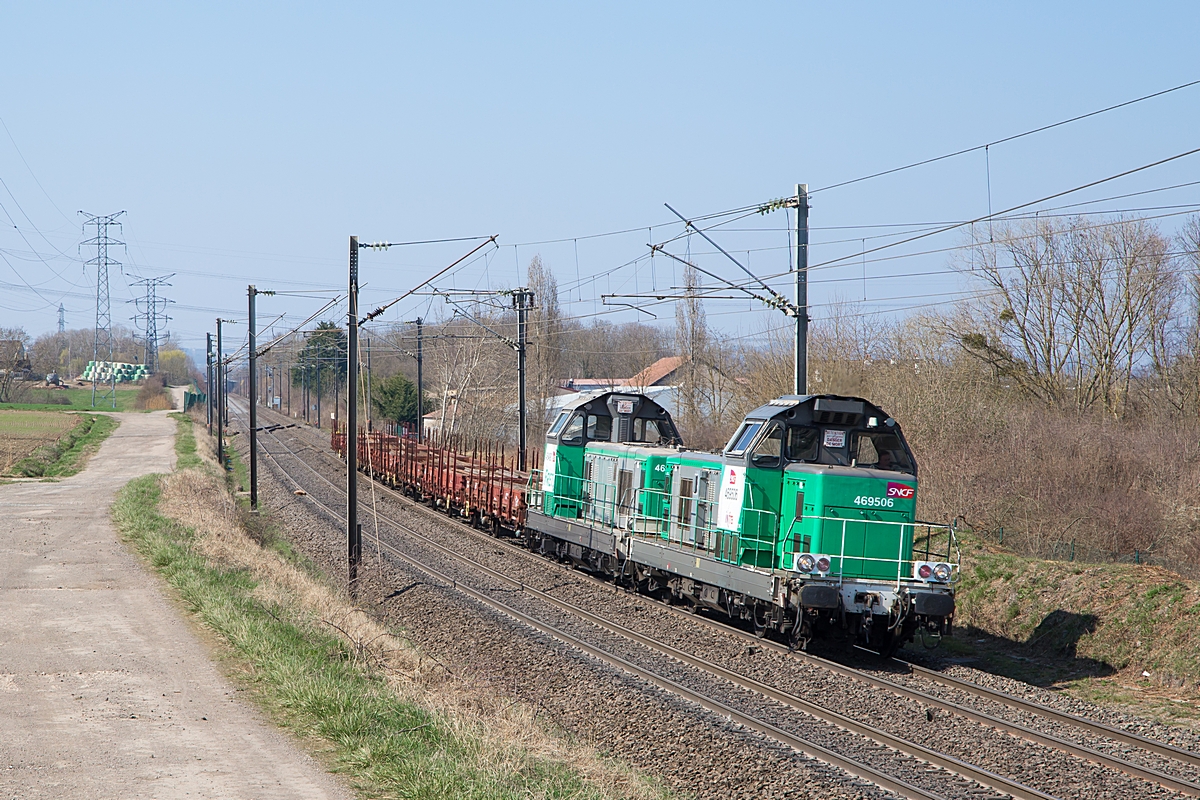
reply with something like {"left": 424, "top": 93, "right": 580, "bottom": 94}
{"left": 809, "top": 78, "right": 1200, "bottom": 195}
{"left": 256, "top": 294, "right": 345, "bottom": 357}
{"left": 794, "top": 147, "right": 1200, "bottom": 276}
{"left": 15, "top": 85, "right": 1200, "bottom": 353}
{"left": 360, "top": 236, "right": 499, "bottom": 326}
{"left": 0, "top": 117, "right": 73, "bottom": 224}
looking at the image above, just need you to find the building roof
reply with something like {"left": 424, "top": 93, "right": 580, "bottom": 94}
{"left": 559, "top": 378, "right": 624, "bottom": 392}
{"left": 424, "top": 399, "right": 456, "bottom": 419}
{"left": 622, "top": 356, "right": 685, "bottom": 389}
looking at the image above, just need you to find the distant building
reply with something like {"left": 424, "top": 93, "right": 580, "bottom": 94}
{"left": 546, "top": 355, "right": 687, "bottom": 421}
{"left": 558, "top": 377, "right": 624, "bottom": 392}
{"left": 621, "top": 355, "right": 686, "bottom": 391}
{"left": 422, "top": 400, "right": 457, "bottom": 439}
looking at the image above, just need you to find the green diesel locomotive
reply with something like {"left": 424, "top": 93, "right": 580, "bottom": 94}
{"left": 527, "top": 391, "right": 958, "bottom": 654}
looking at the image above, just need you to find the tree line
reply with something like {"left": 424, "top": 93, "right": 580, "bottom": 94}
{"left": 252, "top": 211, "right": 1200, "bottom": 571}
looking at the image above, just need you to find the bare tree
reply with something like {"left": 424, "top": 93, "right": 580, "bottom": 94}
{"left": 673, "top": 263, "right": 708, "bottom": 441}
{"left": 527, "top": 255, "right": 562, "bottom": 441}
{"left": 957, "top": 216, "right": 1178, "bottom": 416}
{"left": 0, "top": 326, "right": 31, "bottom": 402}
{"left": 1151, "top": 214, "right": 1200, "bottom": 414}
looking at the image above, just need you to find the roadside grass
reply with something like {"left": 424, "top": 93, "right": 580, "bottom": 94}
{"left": 110, "top": 418, "right": 661, "bottom": 800}
{"left": 225, "top": 437, "right": 250, "bottom": 496}
{"left": 5, "top": 413, "right": 118, "bottom": 478}
{"left": 2, "top": 386, "right": 144, "bottom": 412}
{"left": 169, "top": 413, "right": 203, "bottom": 470}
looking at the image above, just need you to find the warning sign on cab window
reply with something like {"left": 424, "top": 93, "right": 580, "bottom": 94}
{"left": 616, "top": 400, "right": 634, "bottom": 414}
{"left": 823, "top": 429, "right": 846, "bottom": 448}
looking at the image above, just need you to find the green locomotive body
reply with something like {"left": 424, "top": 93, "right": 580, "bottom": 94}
{"left": 528, "top": 391, "right": 957, "bottom": 653}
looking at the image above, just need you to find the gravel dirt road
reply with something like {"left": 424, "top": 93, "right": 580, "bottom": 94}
{"left": 0, "top": 411, "right": 350, "bottom": 800}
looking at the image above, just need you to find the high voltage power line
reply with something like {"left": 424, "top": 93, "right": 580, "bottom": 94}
{"left": 5, "top": 80, "right": 1199, "bottom": 354}
{"left": 80, "top": 210, "right": 124, "bottom": 409}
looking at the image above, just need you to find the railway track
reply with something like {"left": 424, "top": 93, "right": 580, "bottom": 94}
{"left": 226, "top": 403, "right": 1200, "bottom": 799}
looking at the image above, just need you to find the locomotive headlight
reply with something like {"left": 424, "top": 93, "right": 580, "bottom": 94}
{"left": 917, "top": 563, "right": 933, "bottom": 580}
{"left": 815, "top": 556, "right": 831, "bottom": 573}
{"left": 795, "top": 553, "right": 816, "bottom": 573}
{"left": 933, "top": 563, "right": 953, "bottom": 582}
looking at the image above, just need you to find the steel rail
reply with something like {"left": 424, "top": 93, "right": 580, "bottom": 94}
{"left": 896, "top": 659, "right": 1200, "bottom": 770}
{"left": 247, "top": 404, "right": 1200, "bottom": 797}
{"left": 236, "top": 413, "right": 948, "bottom": 800}
{"left": 243, "top": 410, "right": 1200, "bottom": 796}
{"left": 234, "top": 405, "right": 1059, "bottom": 800}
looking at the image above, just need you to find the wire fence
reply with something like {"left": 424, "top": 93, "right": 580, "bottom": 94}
{"left": 967, "top": 523, "right": 1198, "bottom": 578}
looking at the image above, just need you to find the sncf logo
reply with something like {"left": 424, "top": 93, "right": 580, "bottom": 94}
{"left": 886, "top": 482, "right": 915, "bottom": 500}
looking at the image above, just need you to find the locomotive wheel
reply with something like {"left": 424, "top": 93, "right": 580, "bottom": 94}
{"left": 751, "top": 603, "right": 771, "bottom": 638}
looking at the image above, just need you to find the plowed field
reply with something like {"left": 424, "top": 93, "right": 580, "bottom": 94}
{"left": 0, "top": 410, "right": 80, "bottom": 474}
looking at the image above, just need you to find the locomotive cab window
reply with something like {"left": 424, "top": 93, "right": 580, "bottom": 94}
{"left": 749, "top": 423, "right": 783, "bottom": 468}
{"left": 586, "top": 414, "right": 612, "bottom": 442}
{"left": 560, "top": 414, "right": 584, "bottom": 445}
{"left": 785, "top": 426, "right": 820, "bottom": 462}
{"left": 547, "top": 411, "right": 570, "bottom": 437}
{"left": 852, "top": 431, "right": 913, "bottom": 473}
{"left": 633, "top": 417, "right": 664, "bottom": 443}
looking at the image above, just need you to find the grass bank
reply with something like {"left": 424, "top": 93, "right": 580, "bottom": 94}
{"left": 169, "top": 412, "right": 202, "bottom": 470}
{"left": 113, "top": 417, "right": 659, "bottom": 800}
{"left": 2, "top": 385, "right": 145, "bottom": 412}
{"left": 5, "top": 413, "right": 118, "bottom": 478}
{"left": 920, "top": 535, "right": 1200, "bottom": 727}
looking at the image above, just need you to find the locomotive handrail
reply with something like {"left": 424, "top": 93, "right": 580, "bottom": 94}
{"left": 532, "top": 466, "right": 958, "bottom": 585}
{"left": 792, "top": 514, "right": 960, "bottom": 587}
{"left": 631, "top": 486, "right": 771, "bottom": 566}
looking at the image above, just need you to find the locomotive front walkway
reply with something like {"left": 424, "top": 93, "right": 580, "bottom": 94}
{"left": 0, "top": 411, "right": 349, "bottom": 800}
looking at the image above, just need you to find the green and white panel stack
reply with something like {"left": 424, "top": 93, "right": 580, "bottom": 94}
{"left": 82, "top": 360, "right": 152, "bottom": 383}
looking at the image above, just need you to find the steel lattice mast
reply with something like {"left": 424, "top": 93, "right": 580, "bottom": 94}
{"left": 130, "top": 274, "right": 174, "bottom": 373}
{"left": 81, "top": 211, "right": 125, "bottom": 408}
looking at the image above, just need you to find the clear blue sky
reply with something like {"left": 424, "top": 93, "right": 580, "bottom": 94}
{"left": 2, "top": 2, "right": 1198, "bottom": 354}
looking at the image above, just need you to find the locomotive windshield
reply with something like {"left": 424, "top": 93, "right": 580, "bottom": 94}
{"left": 549, "top": 391, "right": 680, "bottom": 447}
{"left": 726, "top": 421, "right": 763, "bottom": 455}
{"left": 785, "top": 426, "right": 819, "bottom": 461}
{"left": 561, "top": 414, "right": 584, "bottom": 445}
{"left": 777, "top": 424, "right": 913, "bottom": 473}
{"left": 548, "top": 411, "right": 570, "bottom": 437}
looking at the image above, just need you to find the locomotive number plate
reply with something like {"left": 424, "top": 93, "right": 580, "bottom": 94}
{"left": 853, "top": 495, "right": 895, "bottom": 508}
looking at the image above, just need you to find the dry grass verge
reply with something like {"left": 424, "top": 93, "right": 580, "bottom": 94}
{"left": 138, "top": 415, "right": 662, "bottom": 799}
{"left": 135, "top": 378, "right": 173, "bottom": 411}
